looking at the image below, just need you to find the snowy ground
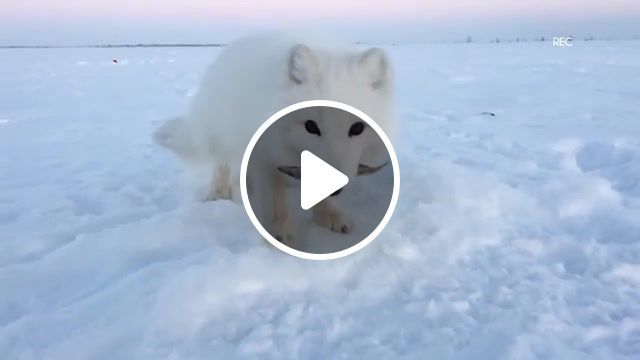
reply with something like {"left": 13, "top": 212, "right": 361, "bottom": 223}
{"left": 1, "top": 41, "right": 639, "bottom": 359}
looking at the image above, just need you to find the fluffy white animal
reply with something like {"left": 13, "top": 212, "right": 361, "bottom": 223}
{"left": 154, "top": 32, "right": 394, "bottom": 242}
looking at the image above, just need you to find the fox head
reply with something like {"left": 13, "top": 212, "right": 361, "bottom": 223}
{"left": 276, "top": 106, "right": 387, "bottom": 182}
{"left": 275, "top": 43, "right": 393, "bottom": 191}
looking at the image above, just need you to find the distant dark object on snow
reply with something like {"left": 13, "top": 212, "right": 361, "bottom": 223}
{"left": 480, "top": 111, "right": 496, "bottom": 117}
{"left": 112, "top": 59, "right": 118, "bottom": 64}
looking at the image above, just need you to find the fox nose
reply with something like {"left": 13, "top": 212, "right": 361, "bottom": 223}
{"left": 330, "top": 188, "right": 343, "bottom": 197}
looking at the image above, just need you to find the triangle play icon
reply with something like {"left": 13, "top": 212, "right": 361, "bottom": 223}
{"left": 300, "top": 150, "right": 349, "bottom": 210}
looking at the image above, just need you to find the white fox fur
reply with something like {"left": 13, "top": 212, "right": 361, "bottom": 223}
{"left": 154, "top": 32, "right": 394, "bottom": 242}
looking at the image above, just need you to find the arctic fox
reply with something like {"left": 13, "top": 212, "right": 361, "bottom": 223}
{"left": 154, "top": 32, "right": 394, "bottom": 242}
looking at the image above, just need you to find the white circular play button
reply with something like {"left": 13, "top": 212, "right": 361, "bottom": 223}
{"left": 240, "top": 100, "right": 400, "bottom": 260}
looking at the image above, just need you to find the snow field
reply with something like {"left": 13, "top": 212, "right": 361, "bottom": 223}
{"left": 0, "top": 41, "right": 639, "bottom": 358}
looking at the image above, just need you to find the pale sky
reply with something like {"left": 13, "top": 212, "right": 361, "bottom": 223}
{"left": 2, "top": 0, "right": 639, "bottom": 45}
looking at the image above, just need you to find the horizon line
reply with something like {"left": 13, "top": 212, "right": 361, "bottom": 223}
{"left": 2, "top": 37, "right": 639, "bottom": 49}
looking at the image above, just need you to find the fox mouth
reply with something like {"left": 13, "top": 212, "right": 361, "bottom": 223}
{"left": 277, "top": 162, "right": 388, "bottom": 180}
{"left": 356, "top": 162, "right": 389, "bottom": 176}
{"left": 277, "top": 166, "right": 302, "bottom": 180}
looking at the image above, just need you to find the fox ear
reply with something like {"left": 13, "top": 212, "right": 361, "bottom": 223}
{"left": 358, "top": 48, "right": 390, "bottom": 89}
{"left": 289, "top": 44, "right": 320, "bottom": 85}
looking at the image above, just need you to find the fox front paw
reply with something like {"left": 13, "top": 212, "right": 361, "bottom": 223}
{"left": 313, "top": 207, "right": 352, "bottom": 234}
{"left": 204, "top": 184, "right": 232, "bottom": 202}
{"left": 270, "top": 218, "right": 294, "bottom": 244}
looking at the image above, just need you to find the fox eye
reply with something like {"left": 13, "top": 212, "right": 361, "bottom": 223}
{"left": 304, "top": 120, "right": 321, "bottom": 136}
{"left": 348, "top": 122, "right": 365, "bottom": 137}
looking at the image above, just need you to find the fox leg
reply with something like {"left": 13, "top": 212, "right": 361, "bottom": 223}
{"left": 312, "top": 198, "right": 352, "bottom": 234}
{"left": 205, "top": 163, "right": 232, "bottom": 201}
{"left": 248, "top": 168, "right": 293, "bottom": 243}
{"left": 270, "top": 173, "right": 293, "bottom": 243}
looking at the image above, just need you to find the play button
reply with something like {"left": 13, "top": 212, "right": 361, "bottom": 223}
{"left": 240, "top": 100, "right": 400, "bottom": 260}
{"left": 300, "top": 150, "right": 349, "bottom": 210}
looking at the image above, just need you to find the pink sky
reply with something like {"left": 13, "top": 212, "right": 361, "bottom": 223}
{"left": 4, "top": 0, "right": 640, "bottom": 22}
{"left": 2, "top": 0, "right": 639, "bottom": 44}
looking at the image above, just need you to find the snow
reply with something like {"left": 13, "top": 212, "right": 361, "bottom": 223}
{"left": 1, "top": 41, "right": 640, "bottom": 358}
